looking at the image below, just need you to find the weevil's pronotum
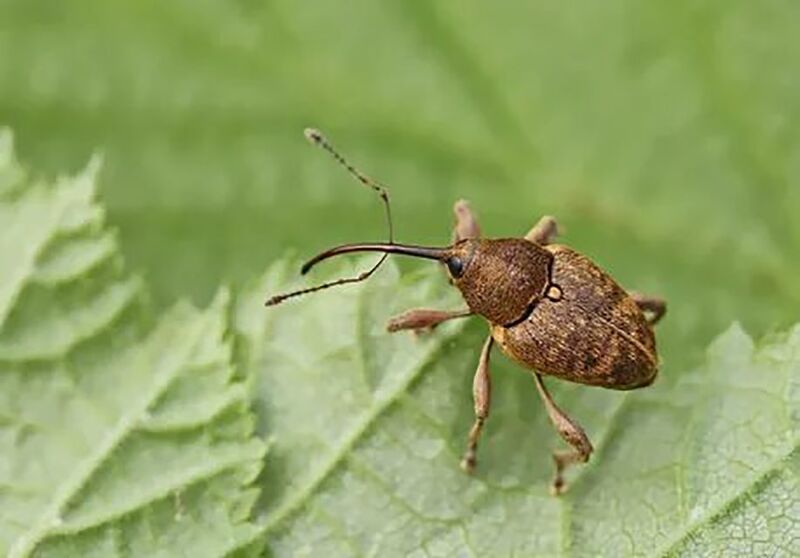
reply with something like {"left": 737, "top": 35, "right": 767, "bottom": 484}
{"left": 266, "top": 129, "right": 666, "bottom": 494}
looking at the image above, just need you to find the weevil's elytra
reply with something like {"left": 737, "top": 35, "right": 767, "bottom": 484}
{"left": 266, "top": 129, "right": 667, "bottom": 495}
{"left": 493, "top": 244, "right": 658, "bottom": 390}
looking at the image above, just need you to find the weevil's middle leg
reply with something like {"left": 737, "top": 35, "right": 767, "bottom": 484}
{"left": 630, "top": 293, "right": 667, "bottom": 325}
{"left": 525, "top": 216, "right": 559, "bottom": 245}
{"left": 452, "top": 199, "right": 481, "bottom": 242}
{"left": 386, "top": 308, "right": 473, "bottom": 333}
{"left": 532, "top": 373, "right": 593, "bottom": 495}
{"left": 460, "top": 335, "right": 494, "bottom": 474}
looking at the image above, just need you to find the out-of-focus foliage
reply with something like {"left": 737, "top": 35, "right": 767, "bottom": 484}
{"left": 2, "top": 0, "right": 799, "bottom": 372}
{"left": 0, "top": 134, "right": 265, "bottom": 557}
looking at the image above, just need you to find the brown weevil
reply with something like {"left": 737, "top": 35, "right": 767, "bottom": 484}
{"left": 266, "top": 128, "right": 666, "bottom": 495}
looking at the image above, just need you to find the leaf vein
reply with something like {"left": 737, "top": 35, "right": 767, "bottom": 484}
{"left": 8, "top": 310, "right": 209, "bottom": 558}
{"left": 260, "top": 322, "right": 465, "bottom": 537}
{"left": 653, "top": 443, "right": 799, "bottom": 557}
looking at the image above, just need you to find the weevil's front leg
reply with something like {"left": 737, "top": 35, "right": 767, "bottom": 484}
{"left": 460, "top": 335, "right": 494, "bottom": 473}
{"left": 532, "top": 373, "right": 593, "bottom": 495}
{"left": 630, "top": 292, "right": 667, "bottom": 326}
{"left": 452, "top": 199, "right": 481, "bottom": 242}
{"left": 387, "top": 201, "right": 478, "bottom": 335}
{"left": 386, "top": 308, "right": 473, "bottom": 333}
{"left": 525, "top": 216, "right": 559, "bottom": 245}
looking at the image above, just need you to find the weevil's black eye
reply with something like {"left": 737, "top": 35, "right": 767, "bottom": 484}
{"left": 446, "top": 256, "right": 464, "bottom": 278}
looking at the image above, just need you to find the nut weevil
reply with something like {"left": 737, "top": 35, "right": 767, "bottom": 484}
{"left": 266, "top": 128, "right": 666, "bottom": 495}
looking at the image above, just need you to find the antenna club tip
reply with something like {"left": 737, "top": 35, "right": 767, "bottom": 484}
{"left": 304, "top": 128, "right": 324, "bottom": 145}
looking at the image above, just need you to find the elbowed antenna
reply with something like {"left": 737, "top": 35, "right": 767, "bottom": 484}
{"left": 265, "top": 128, "right": 396, "bottom": 308}
{"left": 264, "top": 242, "right": 450, "bottom": 307}
{"left": 304, "top": 127, "right": 394, "bottom": 245}
{"left": 266, "top": 128, "right": 444, "bottom": 308}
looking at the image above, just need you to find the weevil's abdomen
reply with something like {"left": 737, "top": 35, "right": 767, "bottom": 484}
{"left": 492, "top": 245, "right": 657, "bottom": 390}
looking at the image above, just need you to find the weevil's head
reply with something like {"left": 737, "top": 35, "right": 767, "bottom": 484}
{"left": 444, "top": 238, "right": 554, "bottom": 325}
{"left": 268, "top": 237, "right": 555, "bottom": 327}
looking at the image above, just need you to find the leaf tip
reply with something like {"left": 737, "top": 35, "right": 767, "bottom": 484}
{"left": 706, "top": 321, "right": 754, "bottom": 363}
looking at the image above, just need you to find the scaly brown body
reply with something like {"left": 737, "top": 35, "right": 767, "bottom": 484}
{"left": 266, "top": 129, "right": 666, "bottom": 495}
{"left": 491, "top": 244, "right": 657, "bottom": 390}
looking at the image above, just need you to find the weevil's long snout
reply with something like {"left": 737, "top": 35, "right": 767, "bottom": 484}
{"left": 265, "top": 242, "right": 452, "bottom": 307}
{"left": 301, "top": 242, "right": 449, "bottom": 274}
{"left": 265, "top": 128, "right": 454, "bottom": 308}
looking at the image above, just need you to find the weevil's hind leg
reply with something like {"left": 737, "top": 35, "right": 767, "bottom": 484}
{"left": 525, "top": 216, "right": 560, "bottom": 245}
{"left": 386, "top": 308, "right": 473, "bottom": 333}
{"left": 532, "top": 373, "right": 593, "bottom": 495}
{"left": 452, "top": 199, "right": 481, "bottom": 243}
{"left": 630, "top": 292, "right": 667, "bottom": 326}
{"left": 460, "top": 335, "right": 494, "bottom": 474}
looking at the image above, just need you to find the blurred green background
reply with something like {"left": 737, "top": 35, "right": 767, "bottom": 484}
{"left": 1, "top": 0, "right": 799, "bottom": 371}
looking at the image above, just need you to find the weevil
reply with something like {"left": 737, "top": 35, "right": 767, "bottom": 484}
{"left": 266, "top": 128, "right": 666, "bottom": 494}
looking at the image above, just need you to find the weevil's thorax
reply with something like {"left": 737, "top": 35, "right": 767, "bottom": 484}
{"left": 451, "top": 238, "right": 553, "bottom": 326}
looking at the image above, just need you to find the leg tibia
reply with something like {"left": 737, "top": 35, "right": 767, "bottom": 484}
{"left": 525, "top": 216, "right": 559, "bottom": 245}
{"left": 532, "top": 373, "right": 593, "bottom": 495}
{"left": 630, "top": 292, "right": 666, "bottom": 325}
{"left": 452, "top": 199, "right": 481, "bottom": 242}
{"left": 386, "top": 308, "right": 472, "bottom": 333}
{"left": 460, "top": 335, "right": 494, "bottom": 473}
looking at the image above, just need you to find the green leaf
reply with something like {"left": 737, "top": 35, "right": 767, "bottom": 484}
{"left": 237, "top": 258, "right": 799, "bottom": 557}
{"left": 0, "top": 131, "right": 266, "bottom": 558}
{"left": 3, "top": 0, "right": 800, "bottom": 554}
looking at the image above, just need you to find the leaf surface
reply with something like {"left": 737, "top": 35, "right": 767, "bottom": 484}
{"left": 237, "top": 259, "right": 799, "bottom": 557}
{"left": 0, "top": 132, "right": 266, "bottom": 558}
